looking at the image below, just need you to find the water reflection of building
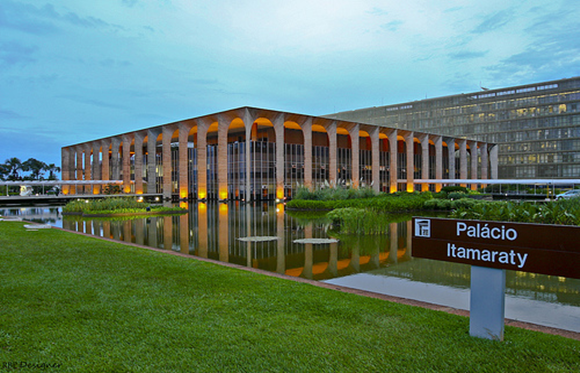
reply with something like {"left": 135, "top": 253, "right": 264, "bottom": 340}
{"left": 62, "top": 203, "right": 579, "bottom": 307}
{"left": 61, "top": 107, "right": 496, "bottom": 200}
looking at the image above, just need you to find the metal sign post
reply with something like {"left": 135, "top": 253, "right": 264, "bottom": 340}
{"left": 412, "top": 217, "right": 580, "bottom": 341}
{"left": 470, "top": 266, "right": 505, "bottom": 340}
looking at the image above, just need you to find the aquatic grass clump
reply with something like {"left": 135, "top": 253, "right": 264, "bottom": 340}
{"left": 63, "top": 197, "right": 145, "bottom": 213}
{"left": 327, "top": 208, "right": 408, "bottom": 235}
{"left": 62, "top": 197, "right": 186, "bottom": 216}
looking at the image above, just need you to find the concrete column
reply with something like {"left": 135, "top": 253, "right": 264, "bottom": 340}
{"left": 326, "top": 121, "right": 337, "bottom": 185}
{"left": 490, "top": 145, "right": 499, "bottom": 179}
{"left": 405, "top": 132, "right": 414, "bottom": 192}
{"left": 111, "top": 138, "right": 121, "bottom": 181}
{"left": 469, "top": 141, "right": 478, "bottom": 190}
{"left": 92, "top": 142, "right": 101, "bottom": 194}
{"left": 302, "top": 118, "right": 313, "bottom": 189}
{"left": 434, "top": 136, "right": 443, "bottom": 192}
{"left": 348, "top": 124, "right": 360, "bottom": 188}
{"left": 147, "top": 129, "right": 160, "bottom": 194}
{"left": 459, "top": 139, "right": 467, "bottom": 186}
{"left": 84, "top": 145, "right": 91, "bottom": 183}
{"left": 446, "top": 138, "right": 455, "bottom": 181}
{"left": 388, "top": 130, "right": 398, "bottom": 193}
{"left": 162, "top": 126, "right": 174, "bottom": 200}
{"left": 122, "top": 134, "right": 132, "bottom": 194}
{"left": 420, "top": 134, "right": 429, "bottom": 192}
{"left": 480, "top": 143, "right": 489, "bottom": 184}
{"left": 217, "top": 115, "right": 229, "bottom": 200}
{"left": 178, "top": 122, "right": 193, "bottom": 200}
{"left": 273, "top": 113, "right": 285, "bottom": 199}
{"left": 197, "top": 119, "right": 209, "bottom": 200}
{"left": 61, "top": 147, "right": 71, "bottom": 194}
{"left": 101, "top": 139, "right": 110, "bottom": 195}
{"left": 76, "top": 148, "right": 83, "bottom": 194}
{"left": 370, "top": 127, "right": 380, "bottom": 193}
{"left": 75, "top": 147, "right": 83, "bottom": 180}
{"left": 91, "top": 143, "right": 98, "bottom": 192}
{"left": 243, "top": 109, "right": 255, "bottom": 200}
{"left": 134, "top": 132, "right": 144, "bottom": 194}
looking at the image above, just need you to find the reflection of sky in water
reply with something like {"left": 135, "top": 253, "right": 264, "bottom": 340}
{"left": 324, "top": 273, "right": 580, "bottom": 333}
{"left": 0, "top": 206, "right": 63, "bottom": 227}
{"left": 3, "top": 204, "right": 579, "bottom": 333}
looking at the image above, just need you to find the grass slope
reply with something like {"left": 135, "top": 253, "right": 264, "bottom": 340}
{"left": 0, "top": 222, "right": 578, "bottom": 372}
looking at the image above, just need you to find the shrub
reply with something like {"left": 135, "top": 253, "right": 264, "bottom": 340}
{"left": 424, "top": 199, "right": 452, "bottom": 210}
{"left": 448, "top": 192, "right": 467, "bottom": 200}
{"left": 441, "top": 186, "right": 469, "bottom": 194}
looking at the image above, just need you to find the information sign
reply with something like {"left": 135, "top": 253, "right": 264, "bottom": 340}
{"left": 412, "top": 217, "right": 579, "bottom": 279}
{"left": 412, "top": 217, "right": 580, "bottom": 340}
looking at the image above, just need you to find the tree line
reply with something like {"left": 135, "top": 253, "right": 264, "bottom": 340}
{"left": 0, "top": 157, "right": 61, "bottom": 181}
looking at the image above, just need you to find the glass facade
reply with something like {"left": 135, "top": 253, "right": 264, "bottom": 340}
{"left": 329, "top": 77, "right": 580, "bottom": 179}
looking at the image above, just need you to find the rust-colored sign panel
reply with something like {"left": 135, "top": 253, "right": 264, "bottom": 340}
{"left": 412, "top": 217, "right": 580, "bottom": 279}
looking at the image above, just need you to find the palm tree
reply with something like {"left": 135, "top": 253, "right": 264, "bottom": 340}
{"left": 0, "top": 163, "right": 9, "bottom": 181}
{"left": 46, "top": 164, "right": 61, "bottom": 180}
{"left": 4, "top": 157, "right": 22, "bottom": 180}
{"left": 22, "top": 158, "right": 48, "bottom": 180}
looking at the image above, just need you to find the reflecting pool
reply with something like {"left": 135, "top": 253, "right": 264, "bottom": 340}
{"left": 2, "top": 203, "right": 579, "bottom": 332}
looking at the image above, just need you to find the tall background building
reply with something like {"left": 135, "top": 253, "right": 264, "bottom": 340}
{"left": 328, "top": 77, "right": 580, "bottom": 179}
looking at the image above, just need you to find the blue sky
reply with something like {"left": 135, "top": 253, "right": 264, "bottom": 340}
{"left": 1, "top": 0, "right": 579, "bottom": 169}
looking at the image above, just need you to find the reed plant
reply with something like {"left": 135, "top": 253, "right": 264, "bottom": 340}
{"left": 327, "top": 208, "right": 411, "bottom": 235}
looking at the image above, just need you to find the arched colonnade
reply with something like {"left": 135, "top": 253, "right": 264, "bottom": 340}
{"left": 61, "top": 107, "right": 497, "bottom": 200}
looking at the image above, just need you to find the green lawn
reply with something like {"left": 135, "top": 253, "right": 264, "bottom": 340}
{"left": 0, "top": 222, "right": 578, "bottom": 372}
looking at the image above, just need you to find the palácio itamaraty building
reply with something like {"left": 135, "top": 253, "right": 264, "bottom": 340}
{"left": 61, "top": 76, "right": 580, "bottom": 200}
{"left": 61, "top": 107, "right": 496, "bottom": 200}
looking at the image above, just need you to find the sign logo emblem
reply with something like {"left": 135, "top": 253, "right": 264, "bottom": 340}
{"left": 415, "top": 219, "right": 431, "bottom": 238}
